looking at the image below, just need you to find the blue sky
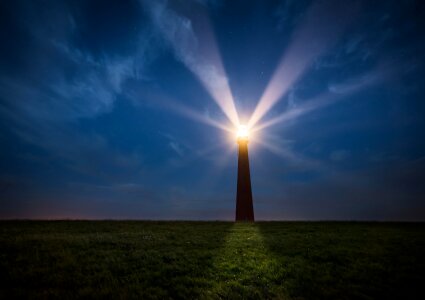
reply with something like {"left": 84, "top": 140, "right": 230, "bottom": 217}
{"left": 0, "top": 0, "right": 424, "bottom": 220}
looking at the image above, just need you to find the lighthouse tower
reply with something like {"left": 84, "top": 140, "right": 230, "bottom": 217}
{"left": 235, "top": 126, "right": 254, "bottom": 221}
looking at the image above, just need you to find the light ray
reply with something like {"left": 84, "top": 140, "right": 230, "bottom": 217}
{"left": 248, "top": 0, "right": 359, "bottom": 128}
{"left": 253, "top": 92, "right": 345, "bottom": 133}
{"left": 192, "top": 61, "right": 240, "bottom": 127}
{"left": 189, "top": 9, "right": 240, "bottom": 126}
{"left": 168, "top": 100, "right": 234, "bottom": 133}
{"left": 253, "top": 135, "right": 324, "bottom": 170}
{"left": 253, "top": 136, "right": 298, "bottom": 161}
{"left": 252, "top": 70, "right": 384, "bottom": 133}
{"left": 149, "top": 1, "right": 239, "bottom": 126}
{"left": 138, "top": 88, "right": 234, "bottom": 133}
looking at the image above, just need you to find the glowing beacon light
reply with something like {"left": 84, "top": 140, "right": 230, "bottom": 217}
{"left": 236, "top": 125, "right": 249, "bottom": 141}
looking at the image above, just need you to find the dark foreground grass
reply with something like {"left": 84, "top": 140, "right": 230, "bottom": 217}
{"left": 0, "top": 221, "right": 424, "bottom": 299}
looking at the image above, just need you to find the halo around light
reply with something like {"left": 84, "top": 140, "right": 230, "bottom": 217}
{"left": 236, "top": 125, "right": 249, "bottom": 140}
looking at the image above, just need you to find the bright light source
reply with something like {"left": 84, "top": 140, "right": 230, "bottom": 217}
{"left": 236, "top": 125, "right": 249, "bottom": 141}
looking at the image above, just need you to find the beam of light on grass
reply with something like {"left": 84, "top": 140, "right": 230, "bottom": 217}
{"left": 248, "top": 0, "right": 359, "bottom": 128}
{"left": 209, "top": 224, "right": 276, "bottom": 292}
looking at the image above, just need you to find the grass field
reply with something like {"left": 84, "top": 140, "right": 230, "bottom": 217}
{"left": 0, "top": 221, "right": 424, "bottom": 299}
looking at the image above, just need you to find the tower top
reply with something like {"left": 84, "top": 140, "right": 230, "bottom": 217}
{"left": 236, "top": 125, "right": 249, "bottom": 142}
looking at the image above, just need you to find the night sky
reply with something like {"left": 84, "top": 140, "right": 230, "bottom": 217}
{"left": 1, "top": 0, "right": 424, "bottom": 220}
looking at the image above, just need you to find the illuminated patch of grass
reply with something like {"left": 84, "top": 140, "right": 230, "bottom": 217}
{"left": 208, "top": 223, "right": 278, "bottom": 298}
{"left": 0, "top": 221, "right": 424, "bottom": 299}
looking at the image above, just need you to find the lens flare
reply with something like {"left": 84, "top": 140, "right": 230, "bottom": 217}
{"left": 236, "top": 125, "right": 249, "bottom": 140}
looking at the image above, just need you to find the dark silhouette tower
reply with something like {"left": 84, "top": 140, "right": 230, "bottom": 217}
{"left": 235, "top": 132, "right": 254, "bottom": 221}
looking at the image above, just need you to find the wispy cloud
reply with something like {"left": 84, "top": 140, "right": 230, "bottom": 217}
{"left": 162, "top": 132, "right": 187, "bottom": 157}
{"left": 0, "top": 1, "right": 161, "bottom": 181}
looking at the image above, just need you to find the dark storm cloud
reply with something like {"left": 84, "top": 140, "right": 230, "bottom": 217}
{"left": 0, "top": 0, "right": 424, "bottom": 220}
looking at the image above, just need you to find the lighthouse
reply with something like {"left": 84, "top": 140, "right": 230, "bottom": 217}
{"left": 235, "top": 125, "right": 254, "bottom": 221}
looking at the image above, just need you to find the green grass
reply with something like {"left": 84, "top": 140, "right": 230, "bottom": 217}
{"left": 0, "top": 221, "right": 424, "bottom": 299}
